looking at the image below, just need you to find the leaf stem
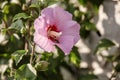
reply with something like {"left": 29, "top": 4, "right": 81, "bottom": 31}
{"left": 3, "top": 19, "right": 8, "bottom": 28}
{"left": 30, "top": 43, "right": 35, "bottom": 64}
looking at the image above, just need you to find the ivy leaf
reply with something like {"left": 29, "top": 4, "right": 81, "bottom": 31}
{"left": 69, "top": 47, "right": 81, "bottom": 67}
{"left": 15, "top": 64, "right": 37, "bottom": 80}
{"left": 12, "top": 50, "right": 27, "bottom": 65}
{"left": 13, "top": 13, "right": 30, "bottom": 21}
{"left": 94, "top": 38, "right": 115, "bottom": 54}
{"left": 9, "top": 19, "right": 24, "bottom": 32}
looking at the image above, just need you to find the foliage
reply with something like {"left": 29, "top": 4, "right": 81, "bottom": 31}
{"left": 0, "top": 0, "right": 119, "bottom": 80}
{"left": 94, "top": 38, "right": 115, "bottom": 54}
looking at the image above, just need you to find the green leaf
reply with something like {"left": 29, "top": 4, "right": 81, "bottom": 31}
{"left": 35, "top": 61, "right": 49, "bottom": 71}
{"left": 89, "top": 0, "right": 104, "bottom": 8}
{"left": 0, "top": 11, "right": 3, "bottom": 24}
{"left": 3, "top": 4, "right": 10, "bottom": 14}
{"left": 78, "top": 0, "right": 87, "bottom": 6}
{"left": 9, "top": 4, "right": 22, "bottom": 16}
{"left": 3, "top": 3, "right": 22, "bottom": 16}
{"left": 85, "top": 22, "right": 97, "bottom": 31}
{"left": 94, "top": 38, "right": 115, "bottom": 54}
{"left": 8, "top": 77, "right": 14, "bottom": 80}
{"left": 115, "top": 63, "right": 120, "bottom": 72}
{"left": 5, "top": 34, "right": 24, "bottom": 53}
{"left": 1, "top": 28, "right": 8, "bottom": 34}
{"left": 106, "top": 55, "right": 115, "bottom": 62}
{"left": 13, "top": 13, "right": 30, "bottom": 21}
{"left": 15, "top": 64, "right": 37, "bottom": 80}
{"left": 29, "top": 4, "right": 40, "bottom": 9}
{"left": 80, "top": 26, "right": 90, "bottom": 38}
{"left": 79, "top": 74, "right": 98, "bottom": 80}
{"left": 9, "top": 19, "right": 24, "bottom": 31}
{"left": 12, "top": 50, "right": 27, "bottom": 65}
{"left": 19, "top": 0, "right": 26, "bottom": 4}
{"left": 69, "top": 47, "right": 81, "bottom": 67}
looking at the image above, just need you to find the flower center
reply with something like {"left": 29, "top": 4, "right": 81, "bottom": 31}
{"left": 47, "top": 25, "right": 62, "bottom": 43}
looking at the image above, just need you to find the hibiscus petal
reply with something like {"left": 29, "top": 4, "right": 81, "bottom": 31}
{"left": 34, "top": 32, "right": 55, "bottom": 52}
{"left": 34, "top": 17, "right": 47, "bottom": 36}
{"left": 64, "top": 23, "right": 80, "bottom": 43}
{"left": 58, "top": 20, "right": 80, "bottom": 43}
{"left": 41, "top": 7, "right": 54, "bottom": 25}
{"left": 56, "top": 35, "right": 74, "bottom": 55}
{"left": 53, "top": 7, "right": 72, "bottom": 27}
{"left": 34, "top": 16, "right": 45, "bottom": 29}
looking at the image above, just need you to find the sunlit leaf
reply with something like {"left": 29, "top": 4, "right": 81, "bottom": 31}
{"left": 12, "top": 50, "right": 28, "bottom": 65}
{"left": 74, "top": 10, "right": 84, "bottom": 17}
{"left": 13, "top": 13, "right": 30, "bottom": 21}
{"left": 94, "top": 38, "right": 115, "bottom": 54}
{"left": 69, "top": 47, "right": 81, "bottom": 67}
{"left": 15, "top": 64, "right": 37, "bottom": 80}
{"left": 3, "top": 4, "right": 10, "bottom": 14}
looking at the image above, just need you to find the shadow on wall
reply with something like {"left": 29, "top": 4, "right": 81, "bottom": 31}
{"left": 78, "top": 0, "right": 120, "bottom": 80}
{"left": 91, "top": 0, "right": 120, "bottom": 80}
{"left": 102, "top": 0, "right": 120, "bottom": 43}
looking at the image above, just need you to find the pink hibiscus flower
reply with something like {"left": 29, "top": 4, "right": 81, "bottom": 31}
{"left": 34, "top": 5, "right": 80, "bottom": 55}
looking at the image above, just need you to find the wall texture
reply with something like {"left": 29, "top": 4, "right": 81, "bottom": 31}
{"left": 78, "top": 0, "right": 120, "bottom": 80}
